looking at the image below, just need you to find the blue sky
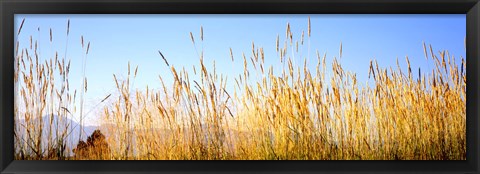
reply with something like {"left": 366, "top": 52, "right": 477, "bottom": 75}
{"left": 14, "top": 14, "right": 466, "bottom": 126}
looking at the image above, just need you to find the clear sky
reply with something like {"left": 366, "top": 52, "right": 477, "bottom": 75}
{"left": 14, "top": 14, "right": 466, "bottom": 126}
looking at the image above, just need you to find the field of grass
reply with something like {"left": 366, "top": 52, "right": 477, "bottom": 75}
{"left": 14, "top": 18, "right": 466, "bottom": 160}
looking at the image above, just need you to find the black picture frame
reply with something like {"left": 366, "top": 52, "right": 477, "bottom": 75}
{"left": 1, "top": 0, "right": 479, "bottom": 174}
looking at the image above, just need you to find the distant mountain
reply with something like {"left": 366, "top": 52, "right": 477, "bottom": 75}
{"left": 15, "top": 114, "right": 98, "bottom": 156}
{"left": 15, "top": 115, "right": 275, "bottom": 157}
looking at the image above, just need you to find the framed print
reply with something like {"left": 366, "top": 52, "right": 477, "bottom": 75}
{"left": 1, "top": 0, "right": 479, "bottom": 173}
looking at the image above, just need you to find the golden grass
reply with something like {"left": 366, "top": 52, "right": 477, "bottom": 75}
{"left": 14, "top": 18, "right": 466, "bottom": 160}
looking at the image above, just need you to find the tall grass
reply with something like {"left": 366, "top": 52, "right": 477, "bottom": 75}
{"left": 14, "top": 19, "right": 101, "bottom": 160}
{"left": 14, "top": 19, "right": 77, "bottom": 159}
{"left": 14, "top": 18, "right": 466, "bottom": 160}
